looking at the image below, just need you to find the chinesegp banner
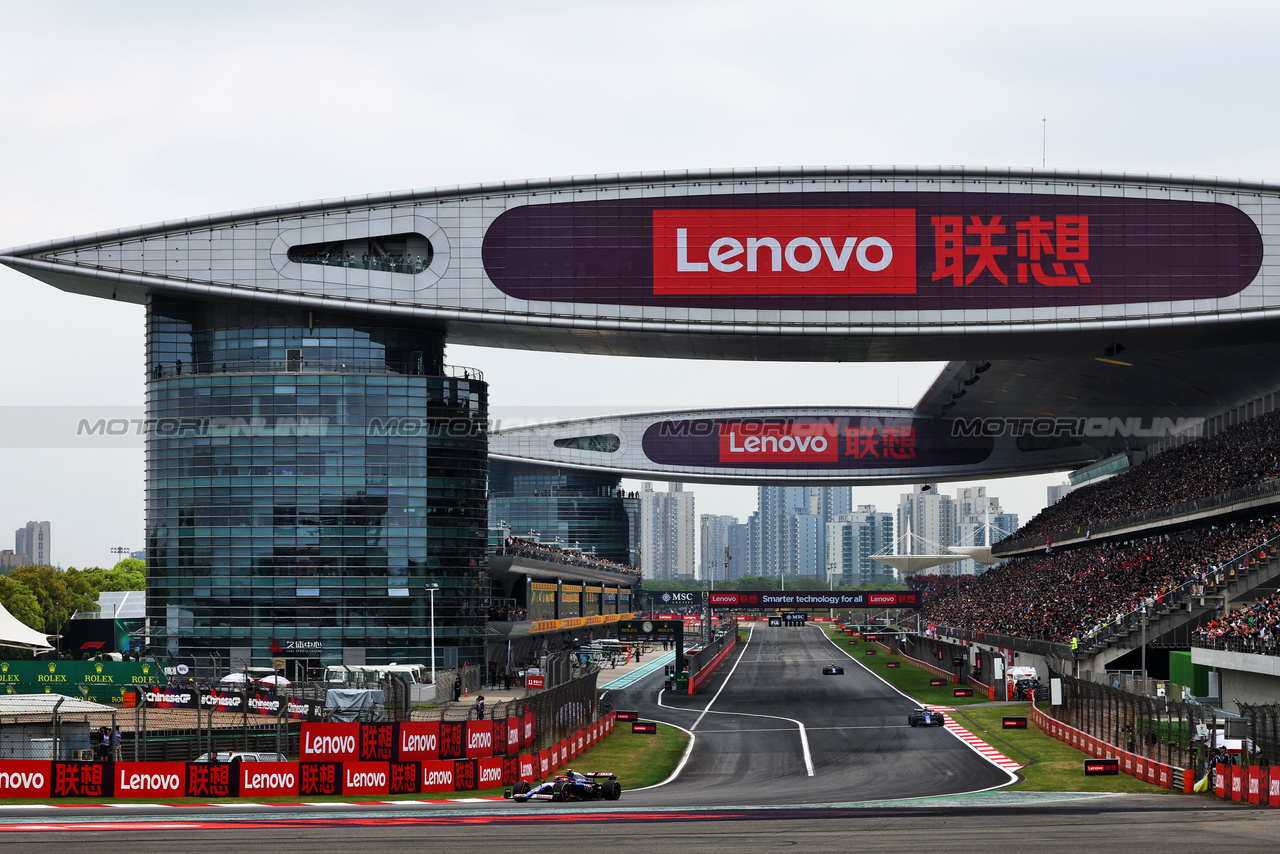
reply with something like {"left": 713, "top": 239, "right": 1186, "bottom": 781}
{"left": 239, "top": 762, "right": 298, "bottom": 797}
{"left": 116, "top": 762, "right": 187, "bottom": 798}
{"left": 186, "top": 761, "right": 236, "bottom": 798}
{"left": 141, "top": 685, "right": 197, "bottom": 709}
{"left": 0, "top": 761, "right": 51, "bottom": 797}
{"left": 707, "top": 590, "right": 919, "bottom": 609}
{"left": 397, "top": 721, "right": 440, "bottom": 762}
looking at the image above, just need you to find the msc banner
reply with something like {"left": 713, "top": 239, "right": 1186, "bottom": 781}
{"left": 708, "top": 591, "right": 918, "bottom": 609}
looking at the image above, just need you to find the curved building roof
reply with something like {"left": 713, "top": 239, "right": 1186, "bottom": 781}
{"left": 6, "top": 166, "right": 1280, "bottom": 482}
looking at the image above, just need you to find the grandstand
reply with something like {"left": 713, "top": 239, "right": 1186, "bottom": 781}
{"left": 915, "top": 401, "right": 1280, "bottom": 711}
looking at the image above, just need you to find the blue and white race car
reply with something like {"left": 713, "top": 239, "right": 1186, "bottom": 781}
{"left": 907, "top": 707, "right": 946, "bottom": 727}
{"left": 504, "top": 769, "right": 622, "bottom": 802}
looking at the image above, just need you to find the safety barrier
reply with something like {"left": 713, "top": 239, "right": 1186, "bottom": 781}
{"left": 968, "top": 675, "right": 995, "bottom": 700}
{"left": 0, "top": 712, "right": 616, "bottom": 798}
{"left": 1213, "top": 763, "right": 1280, "bottom": 805}
{"left": 872, "top": 639, "right": 958, "bottom": 684}
{"left": 1029, "top": 701, "right": 1192, "bottom": 792}
{"left": 688, "top": 634, "right": 737, "bottom": 695}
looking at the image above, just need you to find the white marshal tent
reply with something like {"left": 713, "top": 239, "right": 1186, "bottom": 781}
{"left": 0, "top": 601, "right": 54, "bottom": 652}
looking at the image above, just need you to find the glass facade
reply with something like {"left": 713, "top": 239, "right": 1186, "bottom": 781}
{"left": 145, "top": 296, "right": 488, "bottom": 671}
{"left": 488, "top": 460, "right": 637, "bottom": 565}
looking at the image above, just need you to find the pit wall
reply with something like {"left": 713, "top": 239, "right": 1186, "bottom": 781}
{"left": 1029, "top": 701, "right": 1192, "bottom": 792}
{"left": 687, "top": 632, "right": 738, "bottom": 695}
{"left": 0, "top": 713, "right": 616, "bottom": 799}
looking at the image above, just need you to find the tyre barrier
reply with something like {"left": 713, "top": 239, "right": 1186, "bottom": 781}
{"left": 0, "top": 711, "right": 616, "bottom": 799}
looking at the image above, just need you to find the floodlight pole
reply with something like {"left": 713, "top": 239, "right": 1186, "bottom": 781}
{"left": 425, "top": 583, "right": 439, "bottom": 689}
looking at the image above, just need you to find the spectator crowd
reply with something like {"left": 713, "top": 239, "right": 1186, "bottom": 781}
{"left": 1001, "top": 410, "right": 1280, "bottom": 550}
{"left": 1193, "top": 589, "right": 1280, "bottom": 655}
{"left": 915, "top": 515, "right": 1280, "bottom": 644}
{"left": 503, "top": 537, "right": 640, "bottom": 579}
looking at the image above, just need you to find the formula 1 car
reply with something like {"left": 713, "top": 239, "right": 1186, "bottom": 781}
{"left": 907, "top": 707, "right": 946, "bottom": 727}
{"left": 822, "top": 664, "right": 845, "bottom": 675}
{"left": 504, "top": 769, "right": 622, "bottom": 802}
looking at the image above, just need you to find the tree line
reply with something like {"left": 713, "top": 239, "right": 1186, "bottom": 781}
{"left": 0, "top": 558, "right": 146, "bottom": 637}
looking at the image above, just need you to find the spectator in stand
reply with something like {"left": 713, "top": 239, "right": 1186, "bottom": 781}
{"left": 915, "top": 515, "right": 1280, "bottom": 645}
{"left": 1003, "top": 410, "right": 1280, "bottom": 550}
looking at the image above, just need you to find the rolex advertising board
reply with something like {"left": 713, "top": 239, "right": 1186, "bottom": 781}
{"left": 0, "top": 660, "right": 166, "bottom": 703}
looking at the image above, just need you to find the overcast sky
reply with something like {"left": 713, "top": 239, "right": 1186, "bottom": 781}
{"left": 2, "top": 1, "right": 1278, "bottom": 568}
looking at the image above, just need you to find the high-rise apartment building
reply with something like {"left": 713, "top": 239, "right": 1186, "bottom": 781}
{"left": 639, "top": 483, "right": 695, "bottom": 580}
{"left": 14, "top": 521, "right": 50, "bottom": 567}
{"left": 699, "top": 514, "right": 736, "bottom": 583}
{"left": 755, "top": 486, "right": 852, "bottom": 578}
{"left": 826, "top": 505, "right": 895, "bottom": 585}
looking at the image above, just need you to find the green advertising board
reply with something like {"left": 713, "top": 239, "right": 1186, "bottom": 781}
{"left": 0, "top": 659, "right": 167, "bottom": 704}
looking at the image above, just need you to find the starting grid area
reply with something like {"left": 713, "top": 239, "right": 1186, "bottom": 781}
{"left": 599, "top": 651, "right": 676, "bottom": 691}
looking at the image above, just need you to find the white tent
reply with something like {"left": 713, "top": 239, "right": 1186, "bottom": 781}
{"left": 0, "top": 601, "right": 54, "bottom": 651}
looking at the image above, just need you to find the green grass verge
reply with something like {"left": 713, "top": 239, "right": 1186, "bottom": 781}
{"left": 947, "top": 704, "right": 1172, "bottom": 794}
{"left": 820, "top": 624, "right": 990, "bottom": 706}
{"left": 0, "top": 722, "right": 691, "bottom": 806}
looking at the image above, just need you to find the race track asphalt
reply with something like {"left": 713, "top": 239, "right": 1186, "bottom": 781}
{"left": 1, "top": 623, "right": 1265, "bottom": 849}
{"left": 610, "top": 622, "right": 1014, "bottom": 806}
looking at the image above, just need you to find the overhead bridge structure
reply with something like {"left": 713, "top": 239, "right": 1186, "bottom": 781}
{"left": 4, "top": 166, "right": 1280, "bottom": 665}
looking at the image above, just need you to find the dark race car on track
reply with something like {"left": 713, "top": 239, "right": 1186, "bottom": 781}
{"left": 907, "top": 707, "right": 946, "bottom": 727}
{"left": 504, "top": 769, "right": 622, "bottom": 802}
{"left": 822, "top": 664, "right": 844, "bottom": 675}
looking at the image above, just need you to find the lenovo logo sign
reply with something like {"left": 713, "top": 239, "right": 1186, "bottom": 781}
{"left": 719, "top": 422, "right": 837, "bottom": 464}
{"left": 653, "top": 209, "right": 916, "bottom": 295}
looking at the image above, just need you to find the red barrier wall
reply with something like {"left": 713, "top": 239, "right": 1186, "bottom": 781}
{"left": 688, "top": 634, "right": 738, "bottom": 695}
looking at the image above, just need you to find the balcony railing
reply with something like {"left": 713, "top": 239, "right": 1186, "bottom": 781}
{"left": 148, "top": 358, "right": 482, "bottom": 382}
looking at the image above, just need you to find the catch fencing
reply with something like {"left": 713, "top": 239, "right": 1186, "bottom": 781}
{"left": 1043, "top": 666, "right": 1221, "bottom": 778}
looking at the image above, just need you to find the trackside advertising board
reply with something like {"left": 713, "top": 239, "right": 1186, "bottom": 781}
{"left": 708, "top": 591, "right": 918, "bottom": 609}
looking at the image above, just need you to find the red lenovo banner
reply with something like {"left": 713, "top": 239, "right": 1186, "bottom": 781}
{"left": 1248, "top": 766, "right": 1262, "bottom": 804}
{"left": 341, "top": 761, "right": 390, "bottom": 796}
{"left": 465, "top": 721, "right": 494, "bottom": 758}
{"left": 299, "top": 762, "right": 340, "bottom": 796}
{"left": 505, "top": 718, "right": 521, "bottom": 755}
{"left": 116, "top": 762, "right": 186, "bottom": 798}
{"left": 239, "top": 762, "right": 298, "bottom": 797}
{"left": 0, "top": 761, "right": 50, "bottom": 797}
{"left": 300, "top": 722, "right": 359, "bottom": 760}
{"left": 478, "top": 757, "right": 504, "bottom": 789}
{"left": 359, "top": 723, "right": 395, "bottom": 761}
{"left": 397, "top": 721, "right": 440, "bottom": 762}
{"left": 652, "top": 209, "right": 917, "bottom": 296}
{"left": 519, "top": 754, "right": 536, "bottom": 782}
{"left": 422, "top": 760, "right": 456, "bottom": 792}
{"left": 538, "top": 749, "right": 549, "bottom": 777}
{"left": 186, "top": 761, "right": 235, "bottom": 798}
{"left": 1270, "top": 767, "right": 1280, "bottom": 807}
{"left": 390, "top": 761, "right": 420, "bottom": 794}
{"left": 50, "top": 762, "right": 110, "bottom": 798}
{"left": 1215, "top": 763, "right": 1227, "bottom": 799}
{"left": 523, "top": 711, "right": 536, "bottom": 747}
{"left": 439, "top": 721, "right": 465, "bottom": 760}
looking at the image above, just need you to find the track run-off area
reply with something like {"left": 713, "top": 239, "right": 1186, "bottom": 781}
{"left": 0, "top": 625, "right": 1272, "bottom": 851}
